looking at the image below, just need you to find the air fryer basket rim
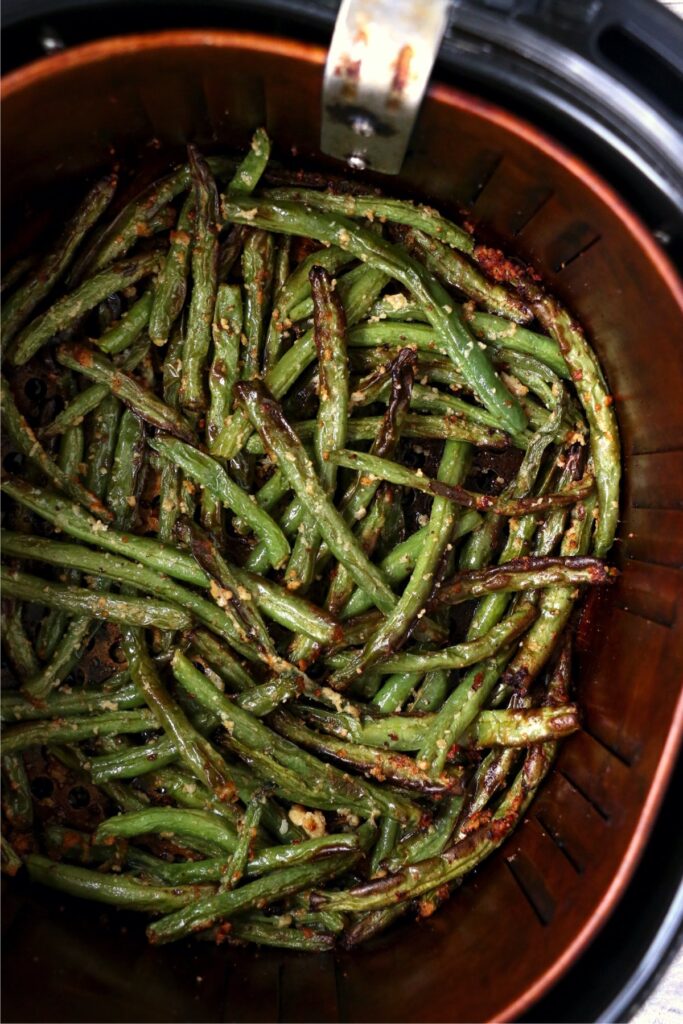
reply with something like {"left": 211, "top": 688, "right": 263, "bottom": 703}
{"left": 4, "top": 27, "right": 682, "bottom": 305}
{"left": 2, "top": 28, "right": 683, "bottom": 1024}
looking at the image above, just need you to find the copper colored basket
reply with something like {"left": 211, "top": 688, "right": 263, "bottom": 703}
{"left": 2, "top": 31, "right": 683, "bottom": 1024}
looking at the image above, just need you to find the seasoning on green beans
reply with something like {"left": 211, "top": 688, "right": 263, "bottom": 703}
{"left": 1, "top": 131, "right": 618, "bottom": 953}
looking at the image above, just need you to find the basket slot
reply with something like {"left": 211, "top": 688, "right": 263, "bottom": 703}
{"left": 558, "top": 732, "right": 631, "bottom": 823}
{"left": 505, "top": 815, "right": 581, "bottom": 926}
{"left": 137, "top": 66, "right": 211, "bottom": 146}
{"left": 623, "top": 508, "right": 683, "bottom": 569}
{"left": 515, "top": 193, "right": 601, "bottom": 275}
{"left": 471, "top": 154, "right": 554, "bottom": 238}
{"left": 630, "top": 451, "right": 683, "bottom": 506}
{"left": 578, "top": 606, "right": 673, "bottom": 765}
{"left": 279, "top": 954, "right": 340, "bottom": 1024}
{"left": 222, "top": 955, "right": 281, "bottom": 1023}
{"left": 534, "top": 771, "right": 610, "bottom": 874}
{"left": 615, "top": 559, "right": 682, "bottom": 628}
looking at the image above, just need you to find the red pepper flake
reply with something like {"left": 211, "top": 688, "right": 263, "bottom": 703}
{"left": 214, "top": 922, "right": 232, "bottom": 945}
{"left": 571, "top": 369, "right": 583, "bottom": 381}
{"left": 471, "top": 672, "right": 484, "bottom": 692}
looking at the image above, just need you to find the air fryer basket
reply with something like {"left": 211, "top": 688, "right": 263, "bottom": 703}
{"left": 2, "top": 31, "right": 683, "bottom": 1024}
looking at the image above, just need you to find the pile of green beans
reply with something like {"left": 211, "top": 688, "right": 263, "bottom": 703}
{"left": 0, "top": 130, "right": 620, "bottom": 952}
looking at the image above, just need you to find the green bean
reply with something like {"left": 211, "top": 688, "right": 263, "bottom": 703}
{"left": 122, "top": 626, "right": 236, "bottom": 802}
{"left": 241, "top": 230, "right": 275, "bottom": 379}
{"left": 1, "top": 676, "right": 137, "bottom": 722}
{"left": 273, "top": 235, "right": 292, "bottom": 293}
{"left": 139, "top": 769, "right": 239, "bottom": 831}
{"left": 372, "top": 672, "right": 422, "bottom": 713}
{"left": 2, "top": 753, "right": 33, "bottom": 828}
{"left": 41, "top": 340, "right": 149, "bottom": 440}
{"left": 467, "top": 311, "right": 568, "bottom": 378}
{"left": 501, "top": 496, "right": 596, "bottom": 693}
{"left": 415, "top": 646, "right": 513, "bottom": 776}
{"left": 227, "top": 919, "right": 335, "bottom": 951}
{"left": 341, "top": 511, "right": 481, "bottom": 619}
{"left": 26, "top": 854, "right": 211, "bottom": 912}
{"left": 236, "top": 569, "right": 342, "bottom": 645}
{"left": 2, "top": 173, "right": 117, "bottom": 349}
{"left": 1, "top": 602, "right": 39, "bottom": 683}
{"left": 106, "top": 410, "right": 146, "bottom": 528}
{"left": 177, "top": 519, "right": 275, "bottom": 656}
{"left": 404, "top": 228, "right": 531, "bottom": 323}
{"left": 97, "top": 807, "right": 238, "bottom": 854}
{"left": 462, "top": 704, "right": 580, "bottom": 748}
{"left": 84, "top": 393, "right": 122, "bottom": 500}
{"left": 235, "top": 381, "right": 396, "bottom": 613}
{"left": 329, "top": 602, "right": 536, "bottom": 676}
{"left": 522, "top": 288, "right": 620, "bottom": 556}
{"left": 264, "top": 247, "right": 350, "bottom": 371}
{"left": 149, "top": 194, "right": 193, "bottom": 345}
{"left": 147, "top": 851, "right": 358, "bottom": 945}
{"left": 89, "top": 671, "right": 301, "bottom": 784}
{"left": 410, "top": 670, "right": 449, "bottom": 713}
{"left": 2, "top": 708, "right": 159, "bottom": 754}
{"left": 0, "top": 529, "right": 272, "bottom": 665}
{"left": 244, "top": 414, "right": 510, "bottom": 452}
{"left": 56, "top": 342, "right": 196, "bottom": 442}
{"left": 1, "top": 836, "right": 23, "bottom": 876}
{"left": 285, "top": 265, "right": 349, "bottom": 593}
{"left": 89, "top": 740, "right": 178, "bottom": 782}
{"left": 11, "top": 252, "right": 160, "bottom": 366}
{"left": 290, "top": 261, "right": 378, "bottom": 328}
{"left": 22, "top": 618, "right": 96, "bottom": 702}
{"left": 236, "top": 831, "right": 365, "bottom": 878}
{"left": 221, "top": 792, "right": 265, "bottom": 890}
{"left": 350, "top": 378, "right": 529, "bottom": 448}
{"left": 172, "top": 652, "right": 420, "bottom": 823}
{"left": 189, "top": 629, "right": 255, "bottom": 692}
{"left": 1, "top": 377, "right": 111, "bottom": 520}
{"left": 212, "top": 263, "right": 388, "bottom": 460}
{"left": 493, "top": 349, "right": 561, "bottom": 412}
{"left": 0, "top": 567, "right": 190, "bottom": 631}
{"left": 0, "top": 484, "right": 206, "bottom": 585}
{"left": 312, "top": 744, "right": 554, "bottom": 914}
{"left": 149, "top": 436, "right": 290, "bottom": 569}
{"left": 328, "top": 449, "right": 590, "bottom": 517}
{"left": 438, "top": 554, "right": 614, "bottom": 605}
{"left": 221, "top": 196, "right": 526, "bottom": 435}
{"left": 265, "top": 189, "right": 474, "bottom": 254}
{"left": 207, "top": 285, "right": 243, "bottom": 450}
{"left": 178, "top": 147, "right": 220, "bottom": 410}
{"left": 272, "top": 711, "right": 459, "bottom": 796}
{"left": 228, "top": 127, "right": 271, "bottom": 195}
{"left": 96, "top": 291, "right": 153, "bottom": 355}
{"left": 80, "top": 157, "right": 232, "bottom": 278}
{"left": 388, "top": 793, "right": 464, "bottom": 870}
{"left": 370, "top": 817, "right": 400, "bottom": 875}
{"left": 329, "top": 441, "right": 469, "bottom": 690}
